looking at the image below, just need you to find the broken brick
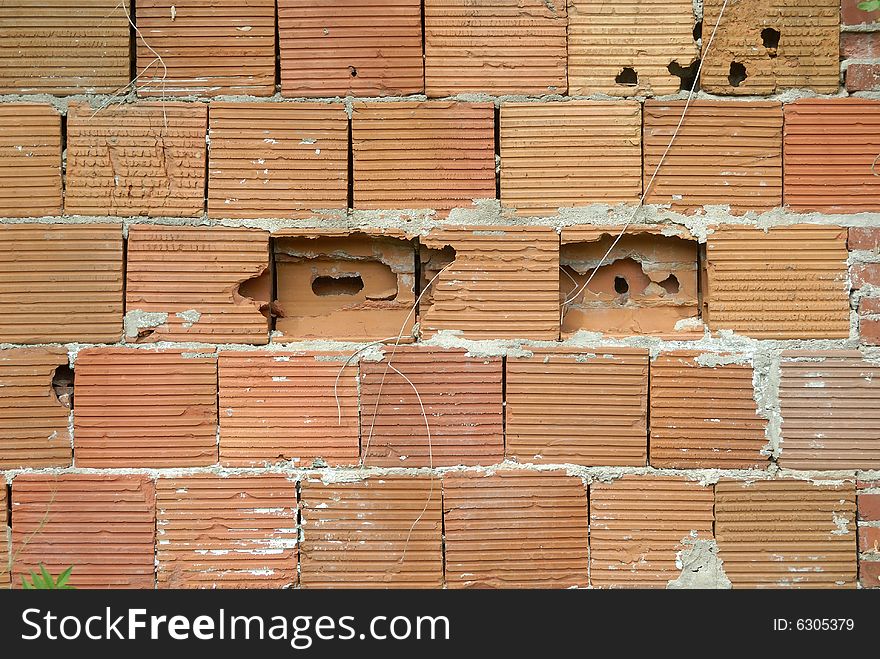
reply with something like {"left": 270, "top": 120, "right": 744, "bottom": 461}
{"left": 156, "top": 475, "right": 297, "bottom": 589}
{"left": 12, "top": 474, "right": 156, "bottom": 589}
{"left": 424, "top": 0, "right": 567, "bottom": 96}
{"left": 846, "top": 63, "right": 880, "bottom": 91}
{"left": 505, "top": 348, "right": 648, "bottom": 466}
{"left": 125, "top": 225, "right": 270, "bottom": 344}
{"left": 300, "top": 475, "right": 443, "bottom": 588}
{"left": 278, "top": 0, "right": 424, "bottom": 97}
{"left": 360, "top": 347, "right": 503, "bottom": 467}
{"left": 0, "top": 477, "right": 8, "bottom": 589}
{"left": 0, "top": 103, "right": 62, "bottom": 217}
{"left": 73, "top": 348, "right": 218, "bottom": 468}
{"left": 218, "top": 352, "right": 359, "bottom": 467}
{"left": 444, "top": 471, "right": 588, "bottom": 588}
{"left": 0, "top": 223, "right": 124, "bottom": 344}
{"left": 65, "top": 102, "right": 207, "bottom": 218}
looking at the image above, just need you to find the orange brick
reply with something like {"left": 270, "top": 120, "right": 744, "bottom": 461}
{"left": 12, "top": 474, "right": 155, "bottom": 589}
{"left": 0, "top": 104, "right": 62, "bottom": 217}
{"left": 0, "top": 477, "right": 8, "bottom": 589}
{"left": 74, "top": 348, "right": 218, "bottom": 468}
{"left": 156, "top": 475, "right": 297, "bottom": 589}
{"left": 444, "top": 471, "right": 588, "bottom": 588}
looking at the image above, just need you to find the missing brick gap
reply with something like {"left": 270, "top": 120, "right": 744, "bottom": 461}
{"left": 693, "top": 20, "right": 703, "bottom": 42}
{"left": 728, "top": 61, "right": 747, "bottom": 87}
{"left": 295, "top": 480, "right": 303, "bottom": 588}
{"left": 274, "top": 0, "right": 282, "bottom": 90}
{"left": 761, "top": 27, "right": 780, "bottom": 57}
{"left": 418, "top": 244, "right": 457, "bottom": 322}
{"left": 268, "top": 237, "right": 278, "bottom": 333}
{"left": 668, "top": 59, "right": 701, "bottom": 92}
{"left": 52, "top": 365, "right": 74, "bottom": 409}
{"left": 312, "top": 274, "right": 364, "bottom": 296}
{"left": 128, "top": 0, "right": 138, "bottom": 83}
{"left": 615, "top": 67, "right": 638, "bottom": 87}
{"left": 493, "top": 106, "right": 501, "bottom": 200}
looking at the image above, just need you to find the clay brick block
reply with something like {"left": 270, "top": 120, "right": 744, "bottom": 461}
{"left": 0, "top": 477, "right": 8, "bottom": 589}
{"left": 715, "top": 480, "right": 857, "bottom": 589}
{"left": 65, "top": 102, "right": 207, "bottom": 218}
{"left": 0, "top": 1, "right": 130, "bottom": 95}
{"left": 862, "top": 560, "right": 880, "bottom": 587}
{"left": 360, "top": 348, "right": 503, "bottom": 467}
{"left": 505, "top": 349, "right": 648, "bottom": 466}
{"left": 219, "top": 352, "right": 359, "bottom": 467}
{"left": 352, "top": 102, "right": 496, "bottom": 216}
{"left": 784, "top": 99, "right": 880, "bottom": 213}
{"left": 860, "top": 493, "right": 880, "bottom": 521}
{"left": 861, "top": 526, "right": 880, "bottom": 554}
{"left": 499, "top": 101, "right": 642, "bottom": 216}
{"left": 135, "top": 0, "right": 275, "bottom": 97}
{"left": 643, "top": 100, "right": 783, "bottom": 213}
{"left": 590, "top": 476, "right": 715, "bottom": 588}
{"left": 208, "top": 103, "right": 348, "bottom": 219}
{"left": 424, "top": 0, "right": 567, "bottom": 96}
{"left": 74, "top": 348, "right": 218, "bottom": 468}
{"left": 650, "top": 352, "right": 768, "bottom": 469}
{"left": 444, "top": 471, "right": 589, "bottom": 588}
{"left": 419, "top": 226, "right": 560, "bottom": 340}
{"left": 862, "top": 317, "right": 880, "bottom": 345}
{"left": 842, "top": 0, "right": 880, "bottom": 25}
{"left": 701, "top": 0, "right": 839, "bottom": 94}
{"left": 300, "top": 475, "right": 443, "bottom": 588}
{"left": 853, "top": 263, "right": 880, "bottom": 289}
{"left": 156, "top": 475, "right": 297, "bottom": 589}
{"left": 847, "top": 62, "right": 880, "bottom": 90}
{"left": 278, "top": 0, "right": 424, "bottom": 96}
{"left": 849, "top": 227, "right": 880, "bottom": 251}
{"left": 568, "top": 0, "right": 698, "bottom": 97}
{"left": 126, "top": 225, "right": 270, "bottom": 344}
{"left": 841, "top": 30, "right": 880, "bottom": 58}
{"left": 12, "top": 474, "right": 155, "bottom": 589}
{"left": 0, "top": 224, "right": 124, "bottom": 343}
{"left": 0, "top": 104, "right": 62, "bottom": 217}
{"left": 273, "top": 230, "right": 416, "bottom": 341}
{"left": 0, "top": 348, "right": 71, "bottom": 469}
{"left": 706, "top": 225, "right": 850, "bottom": 339}
{"left": 779, "top": 351, "right": 880, "bottom": 469}
{"left": 560, "top": 226, "right": 701, "bottom": 338}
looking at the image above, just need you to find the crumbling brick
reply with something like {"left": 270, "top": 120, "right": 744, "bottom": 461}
{"left": 444, "top": 471, "right": 589, "bottom": 588}
{"left": 218, "top": 352, "right": 359, "bottom": 467}
{"left": 360, "top": 347, "right": 503, "bottom": 467}
{"left": 65, "top": 102, "right": 207, "bottom": 218}
{"left": 278, "top": 0, "right": 424, "bottom": 97}
{"left": 156, "top": 475, "right": 297, "bottom": 589}
{"left": 73, "top": 348, "right": 218, "bottom": 468}
{"left": 499, "top": 101, "right": 642, "bottom": 216}
{"left": 125, "top": 225, "right": 270, "bottom": 344}
{"left": 300, "top": 475, "right": 443, "bottom": 588}
{"left": 0, "top": 103, "right": 62, "bottom": 218}
{"left": 12, "top": 474, "right": 156, "bottom": 589}
{"left": 0, "top": 224, "right": 124, "bottom": 344}
{"left": 424, "top": 0, "right": 567, "bottom": 96}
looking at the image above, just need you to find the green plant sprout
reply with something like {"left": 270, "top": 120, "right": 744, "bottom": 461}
{"left": 858, "top": 1, "right": 880, "bottom": 12}
{"left": 20, "top": 564, "right": 75, "bottom": 590}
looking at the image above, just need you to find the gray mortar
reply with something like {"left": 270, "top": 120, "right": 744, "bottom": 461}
{"left": 176, "top": 309, "right": 201, "bottom": 328}
{"left": 667, "top": 537, "right": 732, "bottom": 589}
{"left": 123, "top": 310, "right": 168, "bottom": 339}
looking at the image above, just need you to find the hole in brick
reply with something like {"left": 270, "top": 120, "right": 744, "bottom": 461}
{"left": 615, "top": 67, "right": 638, "bottom": 86}
{"left": 419, "top": 244, "right": 457, "bottom": 315}
{"left": 761, "top": 27, "right": 780, "bottom": 56}
{"left": 693, "top": 20, "right": 702, "bottom": 42}
{"left": 52, "top": 364, "right": 74, "bottom": 408}
{"left": 728, "top": 61, "right": 747, "bottom": 87}
{"left": 668, "top": 59, "right": 701, "bottom": 91}
{"left": 236, "top": 267, "right": 274, "bottom": 319}
{"left": 311, "top": 274, "right": 365, "bottom": 296}
{"left": 349, "top": 66, "right": 358, "bottom": 77}
{"left": 614, "top": 276, "right": 629, "bottom": 295}
{"left": 659, "top": 274, "right": 680, "bottom": 295}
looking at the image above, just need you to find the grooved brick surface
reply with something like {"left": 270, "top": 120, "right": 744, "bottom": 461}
{"left": 0, "top": 103, "right": 62, "bottom": 218}
{"left": 0, "top": 476, "right": 8, "bottom": 589}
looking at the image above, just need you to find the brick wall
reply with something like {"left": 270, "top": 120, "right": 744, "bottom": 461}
{"left": 0, "top": 1, "right": 878, "bottom": 590}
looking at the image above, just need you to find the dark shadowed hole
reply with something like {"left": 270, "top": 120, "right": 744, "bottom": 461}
{"left": 693, "top": 20, "right": 703, "bottom": 41}
{"left": 52, "top": 364, "right": 74, "bottom": 408}
{"left": 312, "top": 275, "right": 364, "bottom": 296}
{"left": 668, "top": 59, "right": 701, "bottom": 91}
{"left": 349, "top": 66, "right": 358, "bottom": 77}
{"left": 659, "top": 274, "right": 680, "bottom": 295}
{"left": 728, "top": 61, "right": 747, "bottom": 87}
{"left": 614, "top": 276, "right": 629, "bottom": 295}
{"left": 761, "top": 28, "right": 780, "bottom": 54}
{"left": 615, "top": 67, "right": 638, "bottom": 86}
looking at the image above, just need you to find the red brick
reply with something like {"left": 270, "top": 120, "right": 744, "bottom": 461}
{"left": 848, "top": 227, "right": 880, "bottom": 251}
{"left": 860, "top": 526, "right": 880, "bottom": 553}
{"left": 862, "top": 317, "right": 880, "bottom": 345}
{"left": 860, "top": 493, "right": 880, "bottom": 520}
{"left": 846, "top": 63, "right": 880, "bottom": 91}
{"left": 841, "top": 31, "right": 880, "bottom": 58}
{"left": 862, "top": 560, "right": 880, "bottom": 587}
{"left": 852, "top": 263, "right": 880, "bottom": 288}
{"left": 858, "top": 479, "right": 880, "bottom": 489}
{"left": 842, "top": 0, "right": 880, "bottom": 25}
{"left": 862, "top": 298, "right": 880, "bottom": 315}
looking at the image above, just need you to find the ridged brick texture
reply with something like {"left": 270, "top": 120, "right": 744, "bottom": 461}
{"left": 65, "top": 102, "right": 207, "bottom": 218}
{"left": 0, "top": 1, "right": 130, "bottom": 95}
{"left": 568, "top": 0, "right": 698, "bottom": 97}
{"left": 499, "top": 101, "right": 642, "bottom": 216}
{"left": 352, "top": 102, "right": 496, "bottom": 215}
{"left": 11, "top": 474, "right": 156, "bottom": 589}
{"left": 705, "top": 225, "right": 850, "bottom": 339}
{"left": 156, "top": 475, "right": 298, "bottom": 589}
{"left": 643, "top": 101, "right": 783, "bottom": 213}
{"left": 300, "top": 475, "right": 443, "bottom": 588}
{"left": 360, "top": 348, "right": 503, "bottom": 467}
{"left": 278, "top": 0, "right": 424, "bottom": 97}
{"left": 424, "top": 0, "right": 567, "bottom": 96}
{"left": 0, "top": 348, "right": 71, "bottom": 469}
{"left": 208, "top": 102, "right": 348, "bottom": 219}
{"left": 0, "top": 104, "right": 62, "bottom": 218}
{"left": 701, "top": 0, "right": 840, "bottom": 94}
{"left": 0, "top": 224, "right": 123, "bottom": 344}
{"left": 126, "top": 225, "right": 270, "bottom": 344}
{"left": 779, "top": 351, "right": 880, "bottom": 470}
{"left": 218, "top": 352, "right": 359, "bottom": 467}
{"left": 443, "top": 471, "right": 589, "bottom": 588}
{"left": 0, "top": 476, "right": 8, "bottom": 589}
{"left": 715, "top": 480, "right": 857, "bottom": 589}
{"left": 419, "top": 226, "right": 560, "bottom": 340}
{"left": 590, "top": 476, "right": 714, "bottom": 588}
{"left": 650, "top": 352, "right": 768, "bottom": 469}
{"left": 135, "top": 0, "right": 276, "bottom": 97}
{"left": 73, "top": 348, "right": 218, "bottom": 468}
{"left": 505, "top": 349, "right": 648, "bottom": 466}
{"left": 783, "top": 99, "right": 880, "bottom": 213}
